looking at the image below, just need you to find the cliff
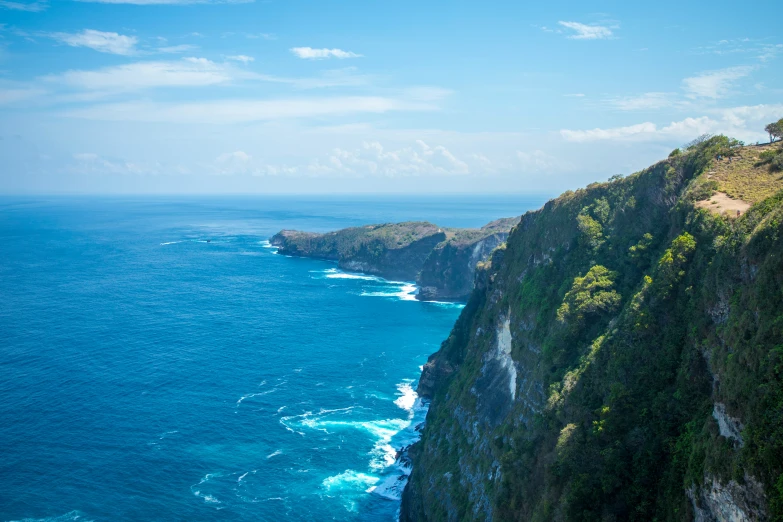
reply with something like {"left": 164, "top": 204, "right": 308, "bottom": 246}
{"left": 270, "top": 218, "right": 519, "bottom": 300}
{"left": 402, "top": 138, "right": 783, "bottom": 521}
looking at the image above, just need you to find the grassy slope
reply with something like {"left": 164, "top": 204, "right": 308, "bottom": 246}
{"left": 404, "top": 137, "right": 783, "bottom": 521}
{"left": 707, "top": 142, "right": 783, "bottom": 204}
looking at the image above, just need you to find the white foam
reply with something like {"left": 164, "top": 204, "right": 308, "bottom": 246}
{"left": 236, "top": 381, "right": 287, "bottom": 406}
{"left": 266, "top": 449, "right": 282, "bottom": 459}
{"left": 361, "top": 283, "right": 418, "bottom": 301}
{"left": 281, "top": 406, "right": 412, "bottom": 471}
{"left": 394, "top": 381, "right": 418, "bottom": 412}
{"left": 322, "top": 470, "right": 380, "bottom": 493}
{"left": 191, "top": 473, "right": 225, "bottom": 505}
{"left": 160, "top": 240, "right": 185, "bottom": 246}
{"left": 260, "top": 240, "right": 279, "bottom": 253}
{"left": 372, "top": 473, "right": 410, "bottom": 501}
{"left": 427, "top": 301, "right": 467, "bottom": 309}
{"left": 326, "top": 272, "right": 383, "bottom": 281}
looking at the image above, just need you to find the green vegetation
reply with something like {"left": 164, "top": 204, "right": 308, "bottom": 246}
{"left": 765, "top": 118, "right": 783, "bottom": 143}
{"left": 556, "top": 265, "right": 621, "bottom": 327}
{"left": 403, "top": 135, "right": 783, "bottom": 521}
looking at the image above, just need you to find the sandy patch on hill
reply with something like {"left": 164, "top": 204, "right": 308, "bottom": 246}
{"left": 696, "top": 191, "right": 751, "bottom": 217}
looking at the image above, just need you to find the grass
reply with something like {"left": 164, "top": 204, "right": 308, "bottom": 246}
{"left": 705, "top": 142, "right": 783, "bottom": 204}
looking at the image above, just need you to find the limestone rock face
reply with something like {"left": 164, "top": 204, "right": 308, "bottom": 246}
{"left": 689, "top": 474, "right": 768, "bottom": 522}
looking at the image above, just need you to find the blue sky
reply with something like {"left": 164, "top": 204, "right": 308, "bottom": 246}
{"left": 1, "top": 0, "right": 781, "bottom": 194}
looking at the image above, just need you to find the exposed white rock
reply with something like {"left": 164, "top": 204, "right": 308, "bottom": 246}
{"left": 713, "top": 403, "right": 744, "bottom": 446}
{"left": 494, "top": 316, "right": 517, "bottom": 401}
{"left": 689, "top": 473, "right": 767, "bottom": 522}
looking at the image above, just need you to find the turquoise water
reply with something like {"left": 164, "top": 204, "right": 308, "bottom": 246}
{"left": 0, "top": 196, "right": 546, "bottom": 521}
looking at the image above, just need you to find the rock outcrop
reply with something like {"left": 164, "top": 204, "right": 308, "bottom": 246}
{"left": 270, "top": 218, "right": 519, "bottom": 301}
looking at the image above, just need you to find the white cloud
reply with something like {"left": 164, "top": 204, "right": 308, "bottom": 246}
{"left": 682, "top": 66, "right": 755, "bottom": 99}
{"left": 226, "top": 54, "right": 254, "bottom": 64}
{"left": 758, "top": 43, "right": 783, "bottom": 62}
{"left": 561, "top": 122, "right": 657, "bottom": 142}
{"left": 214, "top": 150, "right": 251, "bottom": 174}
{"left": 303, "top": 140, "right": 470, "bottom": 177}
{"left": 0, "top": 0, "right": 46, "bottom": 10}
{"left": 557, "top": 21, "right": 613, "bottom": 40}
{"left": 290, "top": 47, "right": 362, "bottom": 59}
{"left": 70, "top": 152, "right": 161, "bottom": 175}
{"left": 44, "top": 58, "right": 234, "bottom": 91}
{"left": 61, "top": 96, "right": 436, "bottom": 124}
{"left": 158, "top": 44, "right": 198, "bottom": 53}
{"left": 560, "top": 103, "right": 783, "bottom": 143}
{"left": 607, "top": 92, "right": 677, "bottom": 111}
{"left": 51, "top": 29, "right": 138, "bottom": 56}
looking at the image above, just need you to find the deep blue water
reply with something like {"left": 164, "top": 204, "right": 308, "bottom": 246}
{"left": 0, "top": 195, "right": 547, "bottom": 522}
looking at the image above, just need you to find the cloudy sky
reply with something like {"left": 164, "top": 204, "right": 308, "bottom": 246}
{"left": 0, "top": 0, "right": 781, "bottom": 194}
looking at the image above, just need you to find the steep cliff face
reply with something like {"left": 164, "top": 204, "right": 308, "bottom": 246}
{"left": 270, "top": 218, "right": 519, "bottom": 300}
{"left": 270, "top": 222, "right": 446, "bottom": 281}
{"left": 402, "top": 138, "right": 783, "bottom": 521}
{"left": 418, "top": 230, "right": 509, "bottom": 301}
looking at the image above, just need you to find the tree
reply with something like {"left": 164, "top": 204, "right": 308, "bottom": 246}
{"left": 765, "top": 119, "right": 783, "bottom": 143}
{"left": 722, "top": 137, "right": 744, "bottom": 162}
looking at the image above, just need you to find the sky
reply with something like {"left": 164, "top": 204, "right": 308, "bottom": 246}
{"left": 0, "top": 0, "right": 781, "bottom": 195}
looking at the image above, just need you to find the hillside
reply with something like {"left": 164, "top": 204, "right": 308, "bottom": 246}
{"left": 401, "top": 136, "right": 783, "bottom": 521}
{"left": 270, "top": 217, "right": 519, "bottom": 301}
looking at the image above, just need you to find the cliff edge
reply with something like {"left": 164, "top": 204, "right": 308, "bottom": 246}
{"left": 402, "top": 137, "right": 783, "bottom": 521}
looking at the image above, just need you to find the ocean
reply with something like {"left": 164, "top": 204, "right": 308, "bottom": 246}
{"left": 0, "top": 195, "right": 547, "bottom": 522}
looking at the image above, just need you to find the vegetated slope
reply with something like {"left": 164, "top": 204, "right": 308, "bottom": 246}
{"left": 402, "top": 136, "right": 783, "bottom": 521}
{"left": 271, "top": 218, "right": 519, "bottom": 300}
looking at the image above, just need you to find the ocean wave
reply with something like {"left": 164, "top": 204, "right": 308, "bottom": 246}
{"left": 310, "top": 268, "right": 384, "bottom": 282}
{"left": 277, "top": 382, "right": 430, "bottom": 508}
{"left": 159, "top": 239, "right": 219, "bottom": 246}
{"left": 322, "top": 470, "right": 380, "bottom": 493}
{"left": 259, "top": 240, "right": 279, "bottom": 254}
{"left": 279, "top": 406, "right": 410, "bottom": 471}
{"left": 191, "top": 473, "right": 224, "bottom": 505}
{"left": 266, "top": 449, "right": 282, "bottom": 459}
{"left": 322, "top": 470, "right": 381, "bottom": 513}
{"left": 236, "top": 380, "right": 287, "bottom": 406}
{"left": 394, "top": 381, "right": 418, "bottom": 412}
{"left": 427, "top": 301, "right": 467, "bottom": 309}
{"left": 372, "top": 472, "right": 410, "bottom": 501}
{"left": 361, "top": 283, "right": 418, "bottom": 302}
